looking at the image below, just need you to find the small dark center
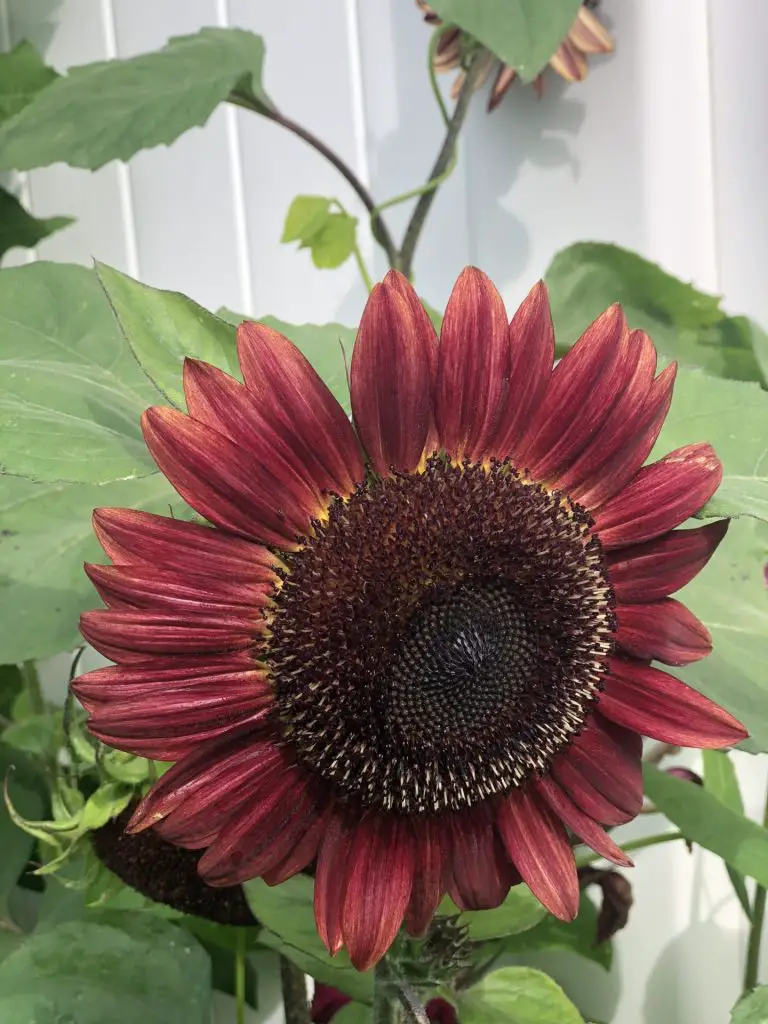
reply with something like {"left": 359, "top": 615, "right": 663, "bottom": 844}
{"left": 267, "top": 457, "right": 615, "bottom": 814}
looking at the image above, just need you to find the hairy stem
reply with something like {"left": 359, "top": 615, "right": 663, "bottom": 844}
{"left": 575, "top": 830, "right": 685, "bottom": 868}
{"left": 743, "top": 787, "right": 768, "bottom": 993}
{"left": 373, "top": 961, "right": 401, "bottom": 1024}
{"left": 398, "top": 48, "right": 487, "bottom": 279}
{"left": 280, "top": 956, "right": 310, "bottom": 1024}
{"left": 228, "top": 92, "right": 400, "bottom": 269}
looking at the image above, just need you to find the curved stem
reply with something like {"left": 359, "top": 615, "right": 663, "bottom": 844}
{"left": 398, "top": 47, "right": 487, "bottom": 280}
{"left": 280, "top": 956, "right": 309, "bottom": 1024}
{"left": 743, "top": 787, "right": 768, "bottom": 993}
{"left": 427, "top": 26, "right": 452, "bottom": 128}
{"left": 235, "top": 928, "right": 247, "bottom": 1024}
{"left": 228, "top": 92, "right": 400, "bottom": 269}
{"left": 575, "top": 830, "right": 685, "bottom": 868}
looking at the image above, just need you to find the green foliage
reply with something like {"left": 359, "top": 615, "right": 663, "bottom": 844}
{"left": 732, "top": 986, "right": 768, "bottom": 1022}
{"left": 545, "top": 242, "right": 767, "bottom": 385}
{"left": 426, "top": 0, "right": 584, "bottom": 82}
{"left": 0, "top": 28, "right": 273, "bottom": 171}
{"left": 643, "top": 765, "right": 768, "bottom": 886}
{"left": 0, "top": 186, "right": 72, "bottom": 262}
{"left": 282, "top": 195, "right": 358, "bottom": 269}
{"left": 499, "top": 895, "right": 611, "bottom": 971}
{"left": 0, "top": 665, "right": 23, "bottom": 719}
{"left": 439, "top": 886, "right": 548, "bottom": 941}
{"left": 703, "top": 751, "right": 753, "bottom": 918}
{"left": 459, "top": 966, "right": 584, "bottom": 1023}
{"left": 0, "top": 262, "right": 159, "bottom": 484}
{"left": 243, "top": 875, "right": 373, "bottom": 1003}
{"left": 0, "top": 41, "right": 58, "bottom": 124}
{"left": 0, "top": 911, "right": 211, "bottom": 1023}
{"left": 0, "top": 743, "right": 46, "bottom": 919}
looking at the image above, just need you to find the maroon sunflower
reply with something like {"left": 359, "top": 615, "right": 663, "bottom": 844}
{"left": 73, "top": 268, "right": 746, "bottom": 972}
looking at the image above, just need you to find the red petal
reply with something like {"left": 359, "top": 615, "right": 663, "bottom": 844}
{"left": 595, "top": 443, "right": 723, "bottom": 548}
{"left": 237, "top": 321, "right": 364, "bottom": 496}
{"left": 536, "top": 777, "right": 632, "bottom": 867}
{"left": 517, "top": 305, "right": 629, "bottom": 481}
{"left": 262, "top": 804, "right": 334, "bottom": 886}
{"left": 572, "top": 362, "right": 677, "bottom": 508}
{"left": 553, "top": 714, "right": 643, "bottom": 824}
{"left": 616, "top": 599, "right": 712, "bottom": 665}
{"left": 435, "top": 267, "right": 510, "bottom": 462}
{"left": 599, "top": 657, "right": 748, "bottom": 747}
{"left": 608, "top": 520, "right": 728, "bottom": 602}
{"left": 489, "top": 281, "right": 554, "bottom": 461}
{"left": 497, "top": 788, "right": 579, "bottom": 920}
{"left": 350, "top": 271, "right": 437, "bottom": 475}
{"left": 406, "top": 817, "right": 447, "bottom": 936}
{"left": 85, "top": 563, "right": 272, "bottom": 614}
{"left": 92, "top": 508, "right": 279, "bottom": 582}
{"left": 556, "top": 330, "right": 657, "bottom": 497}
{"left": 342, "top": 813, "right": 414, "bottom": 971}
{"left": 314, "top": 811, "right": 354, "bottom": 957}
{"left": 142, "top": 406, "right": 313, "bottom": 549}
{"left": 447, "top": 808, "right": 517, "bottom": 910}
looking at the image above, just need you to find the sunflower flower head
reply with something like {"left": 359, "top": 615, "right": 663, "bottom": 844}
{"left": 74, "top": 266, "right": 746, "bottom": 972}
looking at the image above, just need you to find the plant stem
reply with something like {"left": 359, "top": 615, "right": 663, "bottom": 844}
{"left": 373, "top": 960, "right": 400, "bottom": 1024}
{"left": 398, "top": 47, "right": 487, "bottom": 279}
{"left": 575, "top": 830, "right": 685, "bottom": 868}
{"left": 228, "top": 91, "right": 400, "bottom": 269}
{"left": 743, "top": 787, "right": 768, "bottom": 993}
{"left": 20, "top": 660, "right": 44, "bottom": 715}
{"left": 353, "top": 244, "right": 374, "bottom": 293}
{"left": 427, "top": 26, "right": 451, "bottom": 127}
{"left": 280, "top": 956, "right": 309, "bottom": 1024}
{"left": 235, "top": 928, "right": 247, "bottom": 1024}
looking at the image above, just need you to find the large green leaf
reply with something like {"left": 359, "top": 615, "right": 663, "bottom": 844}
{"left": 243, "top": 876, "right": 372, "bottom": 1003}
{"left": 702, "top": 751, "right": 752, "bottom": 918}
{"left": 500, "top": 895, "right": 611, "bottom": 971}
{"left": 652, "top": 368, "right": 768, "bottom": 523}
{"left": 672, "top": 518, "right": 768, "bottom": 753}
{"left": 0, "top": 262, "right": 160, "bottom": 484}
{"left": 0, "top": 472, "right": 188, "bottom": 664}
{"left": 96, "top": 262, "right": 240, "bottom": 410}
{"left": 440, "top": 886, "right": 547, "bottom": 941}
{"left": 459, "top": 966, "right": 584, "bottom": 1024}
{"left": 0, "top": 28, "right": 273, "bottom": 171}
{"left": 219, "top": 307, "right": 355, "bottom": 413}
{"left": 427, "top": 0, "right": 583, "bottom": 82}
{"left": 0, "top": 911, "right": 211, "bottom": 1023}
{"left": 0, "top": 743, "right": 45, "bottom": 920}
{"left": 0, "top": 185, "right": 72, "bottom": 261}
{"left": 545, "top": 243, "right": 766, "bottom": 385}
{"left": 0, "top": 41, "right": 58, "bottom": 124}
{"left": 732, "top": 987, "right": 768, "bottom": 1022}
{"left": 643, "top": 765, "right": 768, "bottom": 886}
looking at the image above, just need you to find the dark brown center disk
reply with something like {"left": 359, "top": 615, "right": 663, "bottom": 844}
{"left": 268, "top": 458, "right": 615, "bottom": 815}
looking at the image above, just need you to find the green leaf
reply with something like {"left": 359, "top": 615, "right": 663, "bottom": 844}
{"left": 703, "top": 751, "right": 752, "bottom": 919}
{"left": 281, "top": 196, "right": 357, "bottom": 270}
{"left": 545, "top": 242, "right": 766, "bottom": 385}
{"left": 0, "top": 665, "right": 23, "bottom": 719}
{"left": 427, "top": 0, "right": 584, "bottom": 82}
{"left": 243, "top": 875, "right": 372, "bottom": 1003}
{"left": 101, "top": 749, "right": 153, "bottom": 786}
{"left": 0, "top": 743, "right": 45, "bottom": 917}
{"left": 441, "top": 885, "right": 548, "bottom": 940}
{"left": 96, "top": 261, "right": 240, "bottom": 409}
{"left": 643, "top": 764, "right": 768, "bottom": 887}
{"left": 0, "top": 910, "right": 211, "bottom": 1023}
{"left": 0, "top": 186, "right": 72, "bottom": 261}
{"left": 673, "top": 517, "right": 768, "bottom": 753}
{"left": 652, "top": 369, "right": 768, "bottom": 523}
{"left": 732, "top": 986, "right": 768, "bottom": 1022}
{"left": 0, "top": 472, "right": 190, "bottom": 664}
{"left": 0, "top": 28, "right": 273, "bottom": 171}
{"left": 500, "top": 895, "right": 611, "bottom": 971}
{"left": 0, "top": 262, "right": 160, "bottom": 484}
{"left": 80, "top": 783, "right": 133, "bottom": 832}
{"left": 459, "top": 966, "right": 584, "bottom": 1024}
{"left": 281, "top": 195, "right": 332, "bottom": 244}
{"left": 219, "top": 307, "right": 354, "bottom": 413}
{"left": 1, "top": 712, "right": 61, "bottom": 759}
{"left": 334, "top": 1003, "right": 371, "bottom": 1024}
{"left": 0, "top": 41, "right": 58, "bottom": 124}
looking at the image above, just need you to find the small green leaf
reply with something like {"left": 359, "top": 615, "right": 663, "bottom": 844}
{"left": 427, "top": 0, "right": 584, "bottom": 82}
{"left": 0, "top": 28, "right": 273, "bottom": 171}
{"left": 0, "top": 41, "right": 58, "bottom": 124}
{"left": 0, "top": 185, "right": 72, "bottom": 261}
{"left": 703, "top": 751, "right": 752, "bottom": 919}
{"left": 0, "top": 262, "right": 160, "bottom": 484}
{"left": 281, "top": 195, "right": 332, "bottom": 244}
{"left": 500, "top": 895, "right": 611, "bottom": 971}
{"left": 244, "top": 875, "right": 372, "bottom": 1003}
{"left": 732, "top": 986, "right": 768, "bottom": 1022}
{"left": 1, "top": 712, "right": 61, "bottom": 759}
{"left": 459, "top": 966, "right": 584, "bottom": 1024}
{"left": 101, "top": 749, "right": 152, "bottom": 785}
{"left": 80, "top": 783, "right": 133, "bottom": 832}
{"left": 96, "top": 261, "right": 239, "bottom": 409}
{"left": 440, "top": 885, "right": 548, "bottom": 940}
{"left": 308, "top": 213, "right": 357, "bottom": 269}
{"left": 0, "top": 911, "right": 212, "bottom": 1023}
{"left": 643, "top": 764, "right": 768, "bottom": 887}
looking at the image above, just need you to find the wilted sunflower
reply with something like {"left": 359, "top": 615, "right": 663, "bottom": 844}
{"left": 73, "top": 267, "right": 746, "bottom": 972}
{"left": 418, "top": 0, "right": 614, "bottom": 110}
